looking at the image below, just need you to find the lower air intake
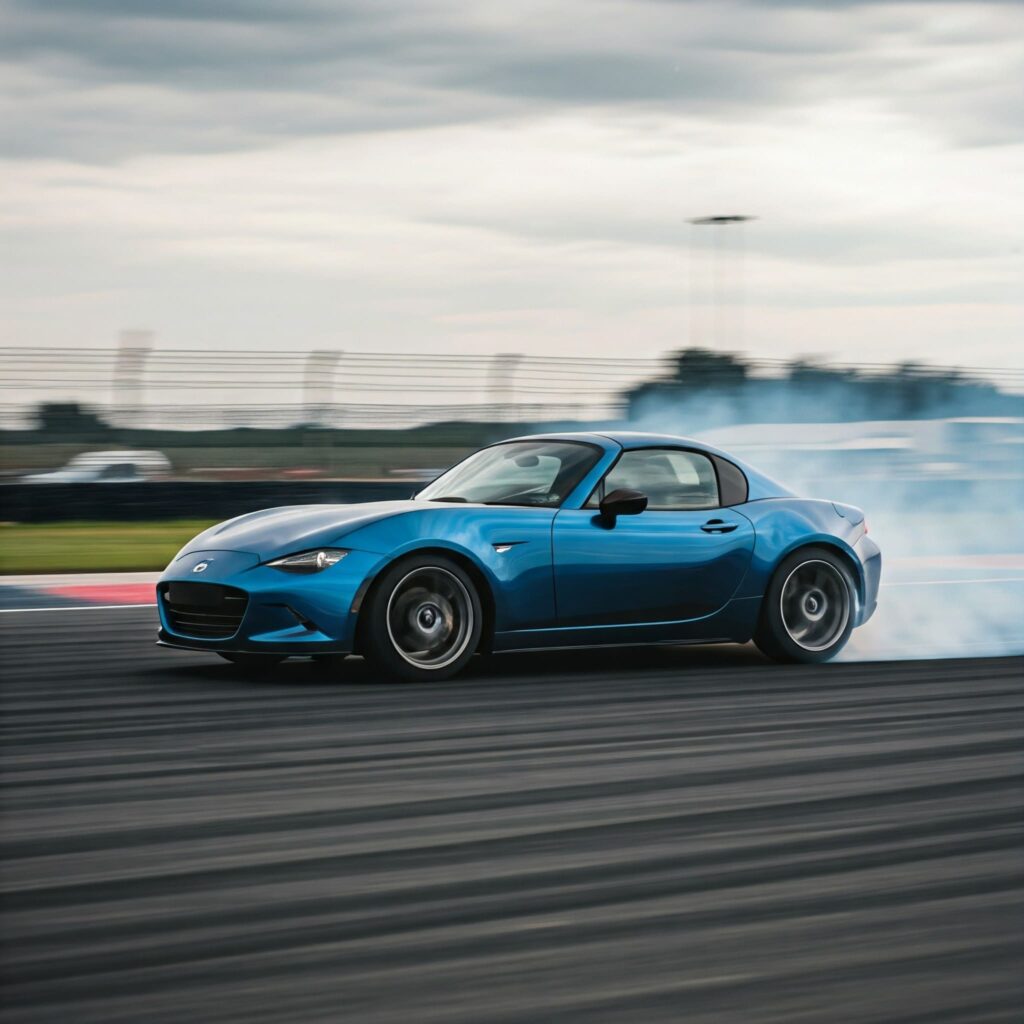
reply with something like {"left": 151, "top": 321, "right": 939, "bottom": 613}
{"left": 161, "top": 581, "right": 248, "bottom": 640}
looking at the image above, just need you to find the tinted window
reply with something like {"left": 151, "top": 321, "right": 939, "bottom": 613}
{"left": 418, "top": 441, "right": 601, "bottom": 508}
{"left": 587, "top": 448, "right": 719, "bottom": 510}
{"left": 712, "top": 455, "right": 748, "bottom": 506}
{"left": 99, "top": 463, "right": 139, "bottom": 480}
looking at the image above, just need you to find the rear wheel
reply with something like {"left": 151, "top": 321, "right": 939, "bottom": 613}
{"left": 361, "top": 555, "right": 482, "bottom": 681}
{"left": 754, "top": 547, "right": 855, "bottom": 663}
{"left": 217, "top": 652, "right": 286, "bottom": 670}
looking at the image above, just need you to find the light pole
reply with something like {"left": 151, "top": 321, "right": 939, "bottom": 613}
{"left": 687, "top": 215, "right": 756, "bottom": 351}
{"left": 114, "top": 329, "right": 153, "bottom": 432}
{"left": 488, "top": 352, "right": 523, "bottom": 422}
{"left": 303, "top": 350, "right": 342, "bottom": 474}
{"left": 303, "top": 350, "right": 342, "bottom": 426}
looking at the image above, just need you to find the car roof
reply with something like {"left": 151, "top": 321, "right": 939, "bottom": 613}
{"left": 599, "top": 430, "right": 723, "bottom": 451}
{"left": 504, "top": 430, "right": 724, "bottom": 456}
{"left": 70, "top": 450, "right": 169, "bottom": 462}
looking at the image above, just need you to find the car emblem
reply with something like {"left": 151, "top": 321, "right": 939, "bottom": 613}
{"left": 192, "top": 561, "right": 209, "bottom": 574}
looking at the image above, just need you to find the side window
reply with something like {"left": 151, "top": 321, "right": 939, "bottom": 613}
{"left": 587, "top": 449, "right": 720, "bottom": 510}
{"left": 99, "top": 463, "right": 138, "bottom": 480}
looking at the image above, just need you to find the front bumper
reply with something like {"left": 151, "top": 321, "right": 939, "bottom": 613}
{"left": 156, "top": 547, "right": 383, "bottom": 654}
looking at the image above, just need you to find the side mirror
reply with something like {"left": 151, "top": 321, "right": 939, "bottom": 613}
{"left": 599, "top": 487, "right": 648, "bottom": 525}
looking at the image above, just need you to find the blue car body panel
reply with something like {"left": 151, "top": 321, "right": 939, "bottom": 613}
{"left": 157, "top": 431, "right": 881, "bottom": 657}
{"left": 550, "top": 507, "right": 755, "bottom": 625}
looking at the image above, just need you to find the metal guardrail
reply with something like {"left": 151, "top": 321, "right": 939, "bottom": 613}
{"left": 3, "top": 476, "right": 1023, "bottom": 523}
{"left": 1, "top": 481, "right": 415, "bottom": 523}
{"left": 5, "top": 345, "right": 1023, "bottom": 431}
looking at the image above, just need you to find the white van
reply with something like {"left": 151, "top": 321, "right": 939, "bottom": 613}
{"left": 22, "top": 450, "right": 172, "bottom": 483}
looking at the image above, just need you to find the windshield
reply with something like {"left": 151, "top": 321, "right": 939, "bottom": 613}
{"left": 417, "top": 441, "right": 601, "bottom": 508}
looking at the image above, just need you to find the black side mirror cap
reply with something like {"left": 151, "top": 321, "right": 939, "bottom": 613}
{"left": 599, "top": 487, "right": 648, "bottom": 524}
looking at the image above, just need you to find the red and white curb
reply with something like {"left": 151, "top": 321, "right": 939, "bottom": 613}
{"left": 0, "top": 573, "right": 159, "bottom": 612}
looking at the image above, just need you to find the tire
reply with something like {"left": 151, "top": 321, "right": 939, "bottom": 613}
{"left": 360, "top": 554, "right": 483, "bottom": 681}
{"left": 754, "top": 546, "right": 856, "bottom": 664}
{"left": 217, "top": 652, "right": 286, "bottom": 670}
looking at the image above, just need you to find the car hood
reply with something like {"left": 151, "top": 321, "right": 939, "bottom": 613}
{"left": 181, "top": 501, "right": 417, "bottom": 561}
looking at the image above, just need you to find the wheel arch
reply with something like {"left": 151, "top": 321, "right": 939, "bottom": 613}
{"left": 351, "top": 546, "right": 496, "bottom": 656}
{"left": 775, "top": 539, "right": 865, "bottom": 609}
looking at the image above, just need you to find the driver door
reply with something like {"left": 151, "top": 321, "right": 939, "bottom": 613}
{"left": 552, "top": 448, "right": 755, "bottom": 626}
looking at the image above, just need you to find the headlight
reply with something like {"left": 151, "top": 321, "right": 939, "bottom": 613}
{"left": 266, "top": 549, "right": 349, "bottom": 572}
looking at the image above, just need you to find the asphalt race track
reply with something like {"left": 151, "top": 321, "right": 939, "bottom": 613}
{"left": 1, "top": 608, "right": 1022, "bottom": 1023}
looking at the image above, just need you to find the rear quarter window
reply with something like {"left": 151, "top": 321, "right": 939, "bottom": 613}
{"left": 712, "top": 455, "right": 749, "bottom": 506}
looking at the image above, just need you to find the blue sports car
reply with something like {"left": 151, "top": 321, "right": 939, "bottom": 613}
{"left": 157, "top": 432, "right": 881, "bottom": 679}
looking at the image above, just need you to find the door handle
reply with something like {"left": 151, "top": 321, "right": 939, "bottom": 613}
{"left": 701, "top": 519, "right": 738, "bottom": 534}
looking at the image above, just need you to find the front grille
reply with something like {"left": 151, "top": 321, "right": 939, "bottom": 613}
{"left": 161, "top": 581, "right": 248, "bottom": 640}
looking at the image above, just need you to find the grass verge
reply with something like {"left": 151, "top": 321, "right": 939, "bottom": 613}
{"left": 0, "top": 520, "right": 217, "bottom": 574}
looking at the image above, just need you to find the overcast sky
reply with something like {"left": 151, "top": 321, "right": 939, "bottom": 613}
{"left": 2, "top": 0, "right": 1022, "bottom": 370}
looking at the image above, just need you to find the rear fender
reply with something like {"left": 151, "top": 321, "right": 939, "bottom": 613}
{"left": 734, "top": 498, "right": 867, "bottom": 605}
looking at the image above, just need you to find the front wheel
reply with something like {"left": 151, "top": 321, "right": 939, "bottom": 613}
{"left": 360, "top": 555, "right": 483, "bottom": 681}
{"left": 754, "top": 547, "right": 856, "bottom": 664}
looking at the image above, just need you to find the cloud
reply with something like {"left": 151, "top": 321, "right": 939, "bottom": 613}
{"left": 2, "top": 0, "right": 1021, "bottom": 160}
{"left": 1, "top": 0, "right": 1021, "bottom": 372}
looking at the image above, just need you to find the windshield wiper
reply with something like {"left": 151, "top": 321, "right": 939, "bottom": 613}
{"left": 429, "top": 495, "right": 469, "bottom": 503}
{"left": 482, "top": 498, "right": 550, "bottom": 507}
